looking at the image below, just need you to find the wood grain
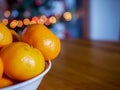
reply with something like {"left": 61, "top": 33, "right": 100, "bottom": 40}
{"left": 38, "top": 39, "right": 120, "bottom": 90}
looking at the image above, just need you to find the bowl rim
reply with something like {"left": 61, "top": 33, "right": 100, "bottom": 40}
{"left": 0, "top": 60, "right": 52, "bottom": 90}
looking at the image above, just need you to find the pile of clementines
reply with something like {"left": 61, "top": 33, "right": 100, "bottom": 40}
{"left": 0, "top": 23, "right": 60, "bottom": 88}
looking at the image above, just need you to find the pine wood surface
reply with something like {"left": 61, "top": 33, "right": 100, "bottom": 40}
{"left": 38, "top": 39, "right": 120, "bottom": 90}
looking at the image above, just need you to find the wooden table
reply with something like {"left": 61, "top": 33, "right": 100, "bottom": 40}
{"left": 38, "top": 39, "right": 120, "bottom": 90}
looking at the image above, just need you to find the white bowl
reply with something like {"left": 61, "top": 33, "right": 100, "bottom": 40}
{"left": 0, "top": 61, "right": 51, "bottom": 90}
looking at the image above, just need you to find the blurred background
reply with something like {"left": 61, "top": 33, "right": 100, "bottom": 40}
{"left": 0, "top": 0, "right": 120, "bottom": 41}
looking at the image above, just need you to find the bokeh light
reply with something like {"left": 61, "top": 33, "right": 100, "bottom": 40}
{"left": 10, "top": 20, "right": 18, "bottom": 28}
{"left": 17, "top": 20, "right": 23, "bottom": 27}
{"left": 23, "top": 18, "right": 30, "bottom": 25}
{"left": 2, "top": 19, "right": 8, "bottom": 25}
{"left": 45, "top": 19, "right": 51, "bottom": 26}
{"left": 11, "top": 10, "right": 19, "bottom": 18}
{"left": 32, "top": 16, "right": 39, "bottom": 23}
{"left": 49, "top": 16, "right": 57, "bottom": 24}
{"left": 63, "top": 12, "right": 72, "bottom": 21}
{"left": 38, "top": 15, "right": 47, "bottom": 24}
{"left": 4, "top": 10, "right": 11, "bottom": 18}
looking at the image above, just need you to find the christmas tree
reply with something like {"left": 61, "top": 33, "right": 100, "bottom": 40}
{"left": 4, "top": 0, "right": 82, "bottom": 39}
{"left": 6, "top": 0, "right": 51, "bottom": 19}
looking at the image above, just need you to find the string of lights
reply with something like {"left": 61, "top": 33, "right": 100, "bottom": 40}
{"left": 1, "top": 10, "right": 72, "bottom": 29}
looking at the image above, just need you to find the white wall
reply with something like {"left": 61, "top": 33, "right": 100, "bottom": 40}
{"left": 89, "top": 0, "right": 120, "bottom": 41}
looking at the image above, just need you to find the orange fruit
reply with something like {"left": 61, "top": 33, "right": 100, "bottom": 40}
{"left": 0, "top": 57, "right": 3, "bottom": 79}
{"left": 0, "top": 23, "right": 12, "bottom": 48}
{"left": 0, "top": 75, "right": 16, "bottom": 88}
{"left": 0, "top": 42, "right": 45, "bottom": 81}
{"left": 21, "top": 24, "right": 61, "bottom": 60}
{"left": 10, "top": 29, "right": 21, "bottom": 42}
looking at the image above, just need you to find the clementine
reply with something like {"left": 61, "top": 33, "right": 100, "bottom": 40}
{"left": 0, "top": 42, "right": 45, "bottom": 81}
{"left": 10, "top": 29, "right": 21, "bottom": 42}
{"left": 0, "top": 23, "right": 12, "bottom": 47}
{"left": 0, "top": 75, "right": 16, "bottom": 88}
{"left": 21, "top": 24, "right": 61, "bottom": 60}
{"left": 0, "top": 57, "right": 3, "bottom": 79}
